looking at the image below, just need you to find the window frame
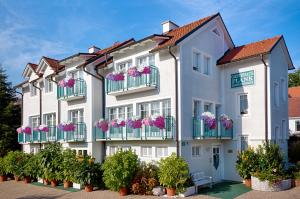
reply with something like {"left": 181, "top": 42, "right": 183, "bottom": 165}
{"left": 274, "top": 81, "right": 279, "bottom": 107}
{"left": 137, "top": 99, "right": 171, "bottom": 118}
{"left": 191, "top": 144, "right": 202, "bottom": 159}
{"left": 238, "top": 93, "right": 249, "bottom": 116}
{"left": 295, "top": 121, "right": 300, "bottom": 132}
{"left": 155, "top": 147, "right": 168, "bottom": 158}
{"left": 30, "top": 83, "right": 37, "bottom": 97}
{"left": 43, "top": 113, "right": 56, "bottom": 126}
{"left": 136, "top": 54, "right": 155, "bottom": 67}
{"left": 202, "top": 54, "right": 212, "bottom": 75}
{"left": 107, "top": 105, "right": 133, "bottom": 121}
{"left": 141, "top": 146, "right": 152, "bottom": 157}
{"left": 44, "top": 78, "right": 53, "bottom": 93}
{"left": 241, "top": 135, "right": 248, "bottom": 152}
{"left": 68, "top": 109, "right": 84, "bottom": 124}
{"left": 192, "top": 48, "right": 201, "bottom": 72}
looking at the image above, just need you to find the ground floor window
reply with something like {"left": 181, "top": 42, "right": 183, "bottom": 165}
{"left": 192, "top": 145, "right": 202, "bottom": 158}
{"left": 141, "top": 146, "right": 152, "bottom": 157}
{"left": 109, "top": 146, "right": 117, "bottom": 155}
{"left": 78, "top": 149, "right": 88, "bottom": 156}
{"left": 156, "top": 147, "right": 168, "bottom": 158}
{"left": 241, "top": 135, "right": 248, "bottom": 151}
{"left": 296, "top": 121, "right": 300, "bottom": 131}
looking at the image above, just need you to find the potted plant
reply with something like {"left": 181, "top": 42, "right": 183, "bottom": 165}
{"left": 102, "top": 149, "right": 139, "bottom": 196}
{"left": 0, "top": 157, "right": 8, "bottom": 182}
{"left": 158, "top": 153, "right": 189, "bottom": 196}
{"left": 39, "top": 143, "right": 63, "bottom": 187}
{"left": 131, "top": 162, "right": 159, "bottom": 195}
{"left": 236, "top": 147, "right": 258, "bottom": 187}
{"left": 23, "top": 154, "right": 40, "bottom": 184}
{"left": 178, "top": 175, "right": 196, "bottom": 197}
{"left": 75, "top": 156, "right": 103, "bottom": 192}
{"left": 5, "top": 151, "right": 28, "bottom": 182}
{"left": 59, "top": 149, "right": 78, "bottom": 189}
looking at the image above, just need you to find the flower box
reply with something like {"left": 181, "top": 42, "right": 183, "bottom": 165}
{"left": 251, "top": 176, "right": 291, "bottom": 192}
{"left": 73, "top": 182, "right": 82, "bottom": 189}
{"left": 178, "top": 186, "right": 196, "bottom": 197}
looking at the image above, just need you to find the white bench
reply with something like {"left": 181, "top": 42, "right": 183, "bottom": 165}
{"left": 191, "top": 171, "right": 213, "bottom": 190}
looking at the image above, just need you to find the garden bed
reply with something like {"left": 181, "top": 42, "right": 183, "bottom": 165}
{"left": 251, "top": 176, "right": 291, "bottom": 192}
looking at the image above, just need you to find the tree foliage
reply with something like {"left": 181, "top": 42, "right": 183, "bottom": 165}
{"left": 0, "top": 65, "right": 21, "bottom": 157}
{"left": 288, "top": 69, "right": 300, "bottom": 87}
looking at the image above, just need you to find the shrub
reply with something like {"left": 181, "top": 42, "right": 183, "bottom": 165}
{"left": 131, "top": 162, "right": 159, "bottom": 195}
{"left": 23, "top": 154, "right": 40, "bottom": 179}
{"left": 39, "top": 143, "right": 63, "bottom": 181}
{"left": 102, "top": 149, "right": 139, "bottom": 191}
{"left": 5, "top": 151, "right": 29, "bottom": 178}
{"left": 236, "top": 147, "right": 258, "bottom": 179}
{"left": 288, "top": 138, "right": 300, "bottom": 163}
{"left": 158, "top": 153, "right": 189, "bottom": 191}
{"left": 58, "top": 149, "right": 78, "bottom": 183}
{"left": 75, "top": 156, "right": 103, "bottom": 187}
{"left": 0, "top": 157, "right": 8, "bottom": 176}
{"left": 252, "top": 143, "right": 286, "bottom": 183}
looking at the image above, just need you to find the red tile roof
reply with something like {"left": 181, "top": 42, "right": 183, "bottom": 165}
{"left": 151, "top": 14, "right": 218, "bottom": 52}
{"left": 28, "top": 63, "right": 38, "bottom": 71}
{"left": 218, "top": 36, "right": 282, "bottom": 65}
{"left": 42, "top": 56, "right": 64, "bottom": 71}
{"left": 289, "top": 97, "right": 300, "bottom": 117}
{"left": 288, "top": 86, "right": 300, "bottom": 98}
{"left": 96, "top": 38, "right": 135, "bottom": 55}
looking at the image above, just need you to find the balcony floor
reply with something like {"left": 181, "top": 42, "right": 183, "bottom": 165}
{"left": 108, "top": 85, "right": 157, "bottom": 96}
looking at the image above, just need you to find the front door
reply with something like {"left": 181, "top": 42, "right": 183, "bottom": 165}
{"left": 212, "top": 145, "right": 222, "bottom": 182}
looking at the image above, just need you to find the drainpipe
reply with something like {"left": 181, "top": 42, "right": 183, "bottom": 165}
{"left": 14, "top": 90, "right": 23, "bottom": 125}
{"left": 168, "top": 46, "right": 180, "bottom": 156}
{"left": 32, "top": 81, "right": 42, "bottom": 149}
{"left": 48, "top": 75, "right": 61, "bottom": 124}
{"left": 261, "top": 54, "right": 269, "bottom": 143}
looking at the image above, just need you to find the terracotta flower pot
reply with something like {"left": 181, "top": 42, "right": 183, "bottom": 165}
{"left": 85, "top": 184, "right": 93, "bottom": 192}
{"left": 14, "top": 176, "right": 20, "bottom": 182}
{"left": 43, "top": 179, "right": 49, "bottom": 185}
{"left": 166, "top": 188, "right": 176, "bottom": 197}
{"left": 51, "top": 180, "right": 58, "bottom": 187}
{"left": 244, "top": 179, "right": 251, "bottom": 188}
{"left": 24, "top": 176, "right": 31, "bottom": 184}
{"left": 295, "top": 179, "right": 300, "bottom": 187}
{"left": 63, "top": 181, "right": 72, "bottom": 189}
{"left": 0, "top": 175, "right": 7, "bottom": 182}
{"left": 119, "top": 187, "right": 128, "bottom": 196}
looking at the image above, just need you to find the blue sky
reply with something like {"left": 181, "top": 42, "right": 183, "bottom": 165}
{"left": 0, "top": 0, "right": 300, "bottom": 85}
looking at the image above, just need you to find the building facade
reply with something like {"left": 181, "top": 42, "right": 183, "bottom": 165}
{"left": 16, "top": 13, "right": 294, "bottom": 181}
{"left": 288, "top": 86, "right": 300, "bottom": 136}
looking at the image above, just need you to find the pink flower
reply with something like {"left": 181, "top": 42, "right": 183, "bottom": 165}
{"left": 118, "top": 120, "right": 126, "bottom": 127}
{"left": 59, "top": 80, "right": 67, "bottom": 87}
{"left": 115, "top": 73, "right": 125, "bottom": 81}
{"left": 127, "top": 118, "right": 142, "bottom": 129}
{"left": 63, "top": 123, "right": 75, "bottom": 131}
{"left": 33, "top": 127, "right": 39, "bottom": 131}
{"left": 143, "top": 117, "right": 154, "bottom": 126}
{"left": 110, "top": 120, "right": 119, "bottom": 128}
{"left": 23, "top": 127, "right": 32, "bottom": 134}
{"left": 96, "top": 120, "right": 109, "bottom": 132}
{"left": 153, "top": 116, "right": 165, "bottom": 129}
{"left": 66, "top": 78, "right": 75, "bottom": 87}
{"left": 142, "top": 66, "right": 151, "bottom": 74}
{"left": 16, "top": 127, "right": 22, "bottom": 134}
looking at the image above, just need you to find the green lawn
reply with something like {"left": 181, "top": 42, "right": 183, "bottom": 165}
{"left": 198, "top": 181, "right": 251, "bottom": 199}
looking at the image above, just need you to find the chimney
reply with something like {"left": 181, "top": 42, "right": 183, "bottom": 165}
{"left": 88, "top": 46, "right": 101, "bottom": 53}
{"left": 162, "top": 20, "right": 179, "bottom": 33}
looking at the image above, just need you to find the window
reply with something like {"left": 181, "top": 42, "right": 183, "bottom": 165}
{"left": 108, "top": 105, "right": 133, "bottom": 120}
{"left": 239, "top": 94, "right": 248, "bottom": 115}
{"left": 31, "top": 116, "right": 40, "bottom": 128}
{"left": 296, "top": 121, "right": 300, "bottom": 132}
{"left": 77, "top": 150, "right": 87, "bottom": 156}
{"left": 204, "top": 103, "right": 212, "bottom": 112}
{"left": 121, "top": 146, "right": 130, "bottom": 151}
{"left": 274, "top": 82, "right": 279, "bottom": 107}
{"left": 137, "top": 99, "right": 171, "bottom": 118}
{"left": 69, "top": 70, "right": 83, "bottom": 79}
{"left": 241, "top": 136, "right": 248, "bottom": 151}
{"left": 137, "top": 54, "right": 155, "bottom": 67}
{"left": 30, "top": 84, "right": 37, "bottom": 96}
{"left": 110, "top": 146, "right": 117, "bottom": 155}
{"left": 192, "top": 145, "right": 201, "bottom": 158}
{"left": 280, "top": 78, "right": 286, "bottom": 102}
{"left": 192, "top": 50, "right": 201, "bottom": 71}
{"left": 193, "top": 100, "right": 201, "bottom": 119}
{"left": 69, "top": 109, "right": 84, "bottom": 124}
{"left": 156, "top": 147, "right": 168, "bottom": 158}
{"left": 203, "top": 55, "right": 211, "bottom": 75}
{"left": 44, "top": 79, "right": 53, "bottom": 93}
{"left": 141, "top": 147, "right": 152, "bottom": 157}
{"left": 117, "top": 60, "right": 132, "bottom": 71}
{"left": 43, "top": 113, "right": 56, "bottom": 126}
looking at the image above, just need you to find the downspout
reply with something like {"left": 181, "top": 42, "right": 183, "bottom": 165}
{"left": 168, "top": 46, "right": 180, "bottom": 156}
{"left": 32, "top": 81, "right": 42, "bottom": 149}
{"left": 49, "top": 75, "right": 61, "bottom": 124}
{"left": 14, "top": 90, "right": 24, "bottom": 125}
{"left": 261, "top": 54, "right": 269, "bottom": 143}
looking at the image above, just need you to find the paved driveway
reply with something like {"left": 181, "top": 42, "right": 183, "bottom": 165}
{"left": 0, "top": 181, "right": 300, "bottom": 199}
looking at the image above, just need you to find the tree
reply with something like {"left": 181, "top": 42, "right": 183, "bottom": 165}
{"left": 288, "top": 69, "right": 300, "bottom": 87}
{"left": 0, "top": 65, "right": 21, "bottom": 157}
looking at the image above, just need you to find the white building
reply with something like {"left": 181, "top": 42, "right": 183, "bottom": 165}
{"left": 288, "top": 86, "right": 300, "bottom": 136}
{"left": 16, "top": 13, "right": 294, "bottom": 181}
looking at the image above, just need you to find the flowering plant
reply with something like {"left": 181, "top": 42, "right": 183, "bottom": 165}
{"left": 39, "top": 124, "right": 49, "bottom": 132}
{"left": 110, "top": 119, "right": 126, "bottom": 128}
{"left": 142, "top": 117, "right": 154, "bottom": 126}
{"left": 127, "top": 66, "right": 151, "bottom": 77}
{"left": 33, "top": 127, "right": 39, "bottom": 131}
{"left": 58, "top": 79, "right": 67, "bottom": 87}
{"left": 201, "top": 112, "right": 216, "bottom": 130}
{"left": 66, "top": 78, "right": 75, "bottom": 88}
{"left": 219, "top": 114, "right": 233, "bottom": 130}
{"left": 21, "top": 126, "right": 32, "bottom": 134}
{"left": 16, "top": 127, "right": 22, "bottom": 134}
{"left": 95, "top": 119, "right": 109, "bottom": 132}
{"left": 127, "top": 117, "right": 142, "bottom": 129}
{"left": 106, "top": 71, "right": 125, "bottom": 81}
{"left": 152, "top": 115, "right": 165, "bottom": 129}
{"left": 58, "top": 122, "right": 75, "bottom": 131}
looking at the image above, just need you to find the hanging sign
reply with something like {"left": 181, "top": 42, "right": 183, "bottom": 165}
{"left": 231, "top": 70, "right": 254, "bottom": 88}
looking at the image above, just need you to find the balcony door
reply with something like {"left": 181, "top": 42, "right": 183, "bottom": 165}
{"left": 69, "top": 109, "right": 84, "bottom": 124}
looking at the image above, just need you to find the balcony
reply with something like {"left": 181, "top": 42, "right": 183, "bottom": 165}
{"left": 193, "top": 118, "right": 233, "bottom": 139}
{"left": 106, "top": 66, "right": 159, "bottom": 96}
{"left": 57, "top": 78, "right": 86, "bottom": 101}
{"left": 95, "top": 116, "right": 175, "bottom": 140}
{"left": 63, "top": 122, "right": 86, "bottom": 142}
